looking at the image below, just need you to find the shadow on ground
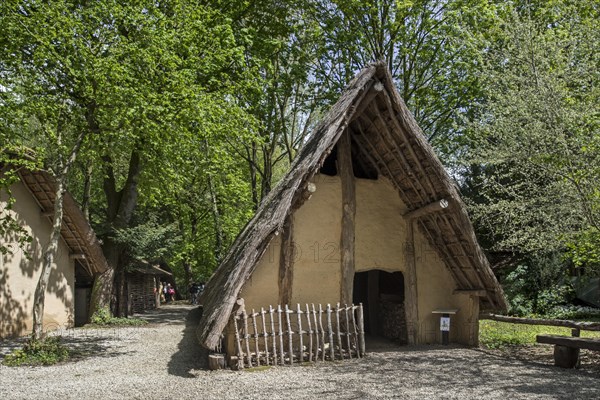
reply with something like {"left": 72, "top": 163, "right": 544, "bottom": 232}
{"left": 315, "top": 339, "right": 600, "bottom": 399}
{"left": 136, "top": 306, "right": 194, "bottom": 325}
{"left": 166, "top": 305, "right": 209, "bottom": 377}
{"left": 0, "top": 333, "right": 131, "bottom": 363}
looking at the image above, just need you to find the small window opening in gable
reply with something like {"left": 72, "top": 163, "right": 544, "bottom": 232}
{"left": 319, "top": 146, "right": 338, "bottom": 176}
{"left": 351, "top": 137, "right": 378, "bottom": 180}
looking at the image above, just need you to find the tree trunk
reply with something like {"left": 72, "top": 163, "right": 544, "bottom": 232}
{"left": 31, "top": 127, "right": 86, "bottom": 338}
{"left": 183, "top": 260, "right": 193, "bottom": 288}
{"left": 81, "top": 160, "right": 92, "bottom": 223}
{"left": 260, "top": 146, "right": 273, "bottom": 200}
{"left": 89, "top": 267, "right": 115, "bottom": 318}
{"left": 249, "top": 142, "right": 259, "bottom": 210}
{"left": 32, "top": 177, "right": 66, "bottom": 340}
{"left": 117, "top": 269, "right": 127, "bottom": 317}
{"left": 89, "top": 149, "right": 142, "bottom": 318}
{"left": 208, "top": 173, "right": 224, "bottom": 265}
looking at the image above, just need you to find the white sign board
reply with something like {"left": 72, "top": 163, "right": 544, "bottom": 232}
{"left": 440, "top": 317, "right": 450, "bottom": 332}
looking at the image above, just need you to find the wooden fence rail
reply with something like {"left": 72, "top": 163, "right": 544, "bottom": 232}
{"left": 233, "top": 303, "right": 365, "bottom": 369}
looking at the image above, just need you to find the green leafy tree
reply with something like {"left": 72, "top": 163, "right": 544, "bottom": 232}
{"left": 461, "top": 1, "right": 600, "bottom": 306}
{"left": 0, "top": 0, "right": 101, "bottom": 337}
{"left": 1, "top": 0, "right": 252, "bottom": 319}
{"left": 311, "top": 0, "right": 502, "bottom": 157}
{"left": 219, "top": 1, "right": 326, "bottom": 205}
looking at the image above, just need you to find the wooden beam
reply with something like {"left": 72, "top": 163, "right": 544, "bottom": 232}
{"left": 346, "top": 80, "right": 379, "bottom": 122}
{"left": 417, "top": 218, "right": 471, "bottom": 289}
{"left": 41, "top": 210, "right": 54, "bottom": 217}
{"left": 357, "top": 114, "right": 427, "bottom": 205}
{"left": 403, "top": 199, "right": 450, "bottom": 220}
{"left": 278, "top": 215, "right": 294, "bottom": 306}
{"left": 404, "top": 220, "right": 419, "bottom": 345}
{"left": 536, "top": 335, "right": 600, "bottom": 351}
{"left": 70, "top": 253, "right": 86, "bottom": 260}
{"left": 453, "top": 289, "right": 487, "bottom": 297}
{"left": 365, "top": 103, "right": 431, "bottom": 204}
{"left": 338, "top": 129, "right": 356, "bottom": 305}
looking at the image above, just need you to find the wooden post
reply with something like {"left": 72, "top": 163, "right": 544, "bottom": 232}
{"left": 251, "top": 309, "right": 260, "bottom": 365}
{"left": 554, "top": 345, "right": 580, "bottom": 368}
{"left": 442, "top": 313, "right": 450, "bottom": 345}
{"left": 269, "top": 305, "right": 277, "bottom": 366}
{"left": 312, "top": 304, "right": 320, "bottom": 361}
{"left": 404, "top": 220, "right": 419, "bottom": 344}
{"left": 279, "top": 216, "right": 295, "bottom": 306}
{"left": 326, "top": 304, "right": 335, "bottom": 360}
{"left": 468, "top": 295, "right": 480, "bottom": 346}
{"left": 338, "top": 130, "right": 356, "bottom": 305}
{"left": 285, "top": 304, "right": 294, "bottom": 365}
{"left": 296, "top": 303, "right": 304, "bottom": 363}
{"left": 335, "top": 303, "right": 343, "bottom": 359}
{"left": 350, "top": 304, "right": 359, "bottom": 357}
{"left": 357, "top": 303, "right": 366, "bottom": 356}
{"left": 306, "top": 304, "right": 313, "bottom": 362}
{"left": 318, "top": 304, "right": 326, "bottom": 361}
{"left": 208, "top": 354, "right": 226, "bottom": 370}
{"left": 242, "top": 310, "right": 252, "bottom": 367}
{"left": 233, "top": 316, "right": 244, "bottom": 369}
{"left": 344, "top": 304, "right": 352, "bottom": 357}
{"left": 277, "top": 305, "right": 285, "bottom": 365}
{"left": 261, "top": 307, "right": 269, "bottom": 365}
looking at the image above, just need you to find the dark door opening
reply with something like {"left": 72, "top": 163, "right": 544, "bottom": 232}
{"left": 353, "top": 270, "right": 407, "bottom": 343}
{"left": 74, "top": 263, "right": 94, "bottom": 327}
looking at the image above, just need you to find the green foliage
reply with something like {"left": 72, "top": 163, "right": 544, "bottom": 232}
{"left": 2, "top": 336, "right": 69, "bottom": 366}
{"left": 461, "top": 3, "right": 600, "bottom": 256}
{"left": 502, "top": 254, "right": 575, "bottom": 316}
{"left": 543, "top": 306, "right": 600, "bottom": 321}
{"left": 479, "top": 320, "right": 600, "bottom": 349}
{"left": 312, "top": 0, "right": 503, "bottom": 157}
{"left": 114, "top": 213, "right": 180, "bottom": 266}
{"left": 90, "top": 307, "right": 147, "bottom": 326}
{"left": 566, "top": 228, "right": 600, "bottom": 275}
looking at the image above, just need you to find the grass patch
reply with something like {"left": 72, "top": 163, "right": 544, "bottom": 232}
{"left": 245, "top": 365, "right": 273, "bottom": 372}
{"left": 479, "top": 320, "right": 600, "bottom": 349}
{"left": 2, "top": 336, "right": 70, "bottom": 366}
{"left": 88, "top": 307, "right": 148, "bottom": 327}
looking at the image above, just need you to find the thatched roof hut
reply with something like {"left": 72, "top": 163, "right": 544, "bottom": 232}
{"left": 17, "top": 167, "right": 108, "bottom": 276}
{"left": 197, "top": 63, "right": 507, "bottom": 352}
{"left": 1, "top": 162, "right": 108, "bottom": 337}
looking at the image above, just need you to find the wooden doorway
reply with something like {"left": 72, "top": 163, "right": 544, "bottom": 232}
{"left": 353, "top": 270, "right": 407, "bottom": 343}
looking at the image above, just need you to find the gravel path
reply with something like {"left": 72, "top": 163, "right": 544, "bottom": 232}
{"left": 1, "top": 305, "right": 599, "bottom": 400}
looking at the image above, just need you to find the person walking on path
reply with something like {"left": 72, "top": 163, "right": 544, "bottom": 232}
{"left": 167, "top": 283, "right": 175, "bottom": 302}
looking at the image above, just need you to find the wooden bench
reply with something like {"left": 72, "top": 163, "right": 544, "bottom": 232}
{"left": 536, "top": 334, "right": 600, "bottom": 368}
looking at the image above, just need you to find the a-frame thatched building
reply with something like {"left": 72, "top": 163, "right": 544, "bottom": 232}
{"left": 197, "top": 63, "right": 507, "bottom": 357}
{"left": 1, "top": 165, "right": 108, "bottom": 337}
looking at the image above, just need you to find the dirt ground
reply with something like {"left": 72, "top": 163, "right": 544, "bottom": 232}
{"left": 0, "top": 305, "right": 598, "bottom": 400}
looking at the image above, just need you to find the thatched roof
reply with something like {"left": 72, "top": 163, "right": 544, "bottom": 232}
{"left": 129, "top": 262, "right": 172, "bottom": 276}
{"left": 197, "top": 62, "right": 507, "bottom": 350}
{"left": 15, "top": 167, "right": 108, "bottom": 275}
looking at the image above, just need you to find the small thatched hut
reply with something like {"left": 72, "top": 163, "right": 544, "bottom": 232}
{"left": 126, "top": 263, "right": 171, "bottom": 314}
{"left": 197, "top": 63, "right": 507, "bottom": 359}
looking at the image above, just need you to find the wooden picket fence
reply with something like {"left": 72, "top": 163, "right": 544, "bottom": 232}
{"left": 232, "top": 303, "right": 365, "bottom": 369}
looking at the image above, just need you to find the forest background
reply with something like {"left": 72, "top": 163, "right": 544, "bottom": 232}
{"left": 1, "top": 0, "right": 598, "bottom": 323}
